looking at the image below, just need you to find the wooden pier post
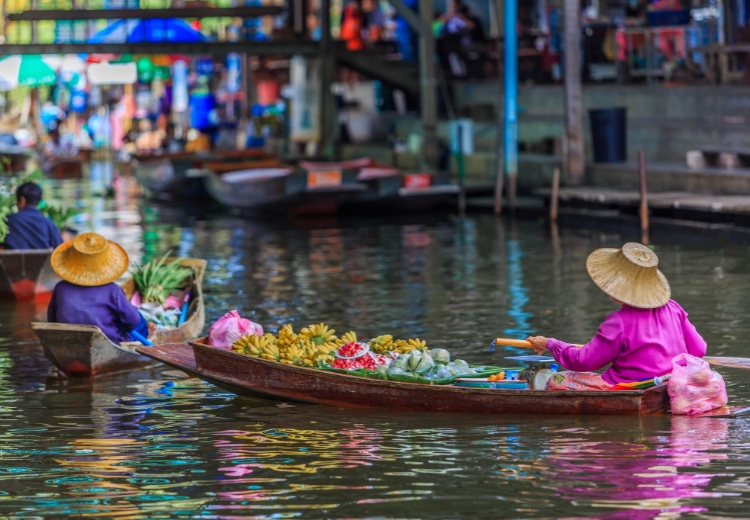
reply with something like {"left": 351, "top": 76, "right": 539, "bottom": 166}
{"left": 638, "top": 150, "right": 649, "bottom": 244}
{"left": 563, "top": 0, "right": 584, "bottom": 185}
{"left": 550, "top": 166, "right": 560, "bottom": 222}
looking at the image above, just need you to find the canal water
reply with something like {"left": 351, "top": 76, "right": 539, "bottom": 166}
{"left": 1, "top": 171, "right": 750, "bottom": 517}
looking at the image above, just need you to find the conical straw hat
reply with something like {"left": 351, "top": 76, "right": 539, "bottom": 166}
{"left": 51, "top": 232, "right": 129, "bottom": 287}
{"left": 586, "top": 242, "right": 671, "bottom": 309}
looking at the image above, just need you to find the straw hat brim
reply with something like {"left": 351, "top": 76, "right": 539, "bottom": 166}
{"left": 586, "top": 247, "right": 671, "bottom": 309}
{"left": 51, "top": 238, "right": 129, "bottom": 287}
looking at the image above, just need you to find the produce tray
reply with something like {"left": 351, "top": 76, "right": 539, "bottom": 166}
{"left": 319, "top": 366, "right": 519, "bottom": 385}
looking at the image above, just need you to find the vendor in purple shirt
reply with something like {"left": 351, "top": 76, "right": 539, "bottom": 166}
{"left": 3, "top": 182, "right": 63, "bottom": 250}
{"left": 47, "top": 232, "right": 150, "bottom": 344}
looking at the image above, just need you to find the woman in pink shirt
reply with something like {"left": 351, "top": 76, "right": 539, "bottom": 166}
{"left": 527, "top": 242, "right": 707, "bottom": 391}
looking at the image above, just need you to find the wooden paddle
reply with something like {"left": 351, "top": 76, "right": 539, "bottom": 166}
{"left": 492, "top": 338, "right": 750, "bottom": 370}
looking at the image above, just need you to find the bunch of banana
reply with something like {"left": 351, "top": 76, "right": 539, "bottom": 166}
{"left": 336, "top": 331, "right": 358, "bottom": 346}
{"left": 297, "top": 345, "right": 322, "bottom": 367}
{"left": 300, "top": 323, "right": 339, "bottom": 349}
{"left": 277, "top": 324, "right": 300, "bottom": 349}
{"left": 369, "top": 334, "right": 394, "bottom": 353}
{"left": 302, "top": 338, "right": 337, "bottom": 356}
{"left": 393, "top": 338, "right": 429, "bottom": 354}
{"left": 279, "top": 342, "right": 304, "bottom": 365}
{"left": 259, "top": 334, "right": 281, "bottom": 361}
{"left": 233, "top": 333, "right": 277, "bottom": 358}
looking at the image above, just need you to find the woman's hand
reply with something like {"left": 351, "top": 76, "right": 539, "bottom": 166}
{"left": 526, "top": 336, "right": 549, "bottom": 355}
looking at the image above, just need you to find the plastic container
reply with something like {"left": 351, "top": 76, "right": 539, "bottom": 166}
{"left": 589, "top": 107, "right": 627, "bottom": 163}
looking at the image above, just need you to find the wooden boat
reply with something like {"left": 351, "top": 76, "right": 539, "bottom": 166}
{"left": 0, "top": 249, "right": 60, "bottom": 302}
{"left": 140, "top": 339, "right": 672, "bottom": 415}
{"left": 32, "top": 258, "right": 206, "bottom": 377}
{"left": 44, "top": 158, "right": 84, "bottom": 179}
{"left": 204, "top": 159, "right": 286, "bottom": 174}
{"left": 204, "top": 167, "right": 367, "bottom": 216}
{"left": 133, "top": 152, "right": 217, "bottom": 200}
{"left": 341, "top": 170, "right": 460, "bottom": 213}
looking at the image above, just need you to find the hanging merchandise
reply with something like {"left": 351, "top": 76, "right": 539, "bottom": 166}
{"left": 172, "top": 60, "right": 188, "bottom": 113}
{"left": 70, "top": 90, "right": 87, "bottom": 113}
{"left": 226, "top": 53, "right": 241, "bottom": 94}
{"left": 189, "top": 92, "right": 214, "bottom": 130}
{"left": 195, "top": 58, "right": 214, "bottom": 77}
{"left": 137, "top": 57, "right": 154, "bottom": 83}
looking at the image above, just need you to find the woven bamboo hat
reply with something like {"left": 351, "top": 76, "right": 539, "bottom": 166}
{"left": 51, "top": 232, "right": 129, "bottom": 287}
{"left": 586, "top": 242, "right": 671, "bottom": 309}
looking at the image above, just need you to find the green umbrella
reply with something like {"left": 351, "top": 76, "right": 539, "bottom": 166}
{"left": 0, "top": 55, "right": 59, "bottom": 91}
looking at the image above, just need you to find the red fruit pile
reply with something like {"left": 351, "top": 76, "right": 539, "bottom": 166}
{"left": 337, "top": 342, "right": 368, "bottom": 358}
{"left": 331, "top": 353, "right": 379, "bottom": 370}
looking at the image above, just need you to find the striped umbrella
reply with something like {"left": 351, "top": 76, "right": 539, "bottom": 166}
{"left": 0, "top": 55, "right": 59, "bottom": 91}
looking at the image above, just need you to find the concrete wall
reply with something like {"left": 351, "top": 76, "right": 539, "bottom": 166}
{"left": 452, "top": 83, "right": 750, "bottom": 163}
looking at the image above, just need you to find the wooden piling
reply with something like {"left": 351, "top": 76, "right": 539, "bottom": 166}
{"left": 638, "top": 150, "right": 649, "bottom": 244}
{"left": 550, "top": 166, "right": 561, "bottom": 222}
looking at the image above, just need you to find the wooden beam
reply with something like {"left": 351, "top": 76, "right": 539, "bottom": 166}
{"left": 318, "top": 0, "right": 335, "bottom": 157}
{"left": 563, "top": 0, "right": 585, "bottom": 184}
{"left": 7, "top": 5, "right": 282, "bottom": 21}
{"left": 0, "top": 40, "right": 319, "bottom": 56}
{"left": 385, "top": 0, "right": 428, "bottom": 36}
{"left": 418, "top": 0, "right": 438, "bottom": 170}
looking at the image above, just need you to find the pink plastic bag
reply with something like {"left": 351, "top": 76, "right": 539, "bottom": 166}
{"left": 667, "top": 353, "right": 727, "bottom": 415}
{"left": 207, "top": 310, "right": 263, "bottom": 350}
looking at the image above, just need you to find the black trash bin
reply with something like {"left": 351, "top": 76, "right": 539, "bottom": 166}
{"left": 589, "top": 107, "right": 627, "bottom": 163}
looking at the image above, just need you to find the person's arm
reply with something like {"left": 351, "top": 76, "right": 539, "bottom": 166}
{"left": 546, "top": 313, "right": 624, "bottom": 372}
{"left": 681, "top": 309, "right": 708, "bottom": 357}
{"left": 112, "top": 285, "right": 143, "bottom": 332}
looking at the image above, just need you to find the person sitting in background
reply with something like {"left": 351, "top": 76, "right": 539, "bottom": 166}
{"left": 43, "top": 127, "right": 78, "bottom": 160}
{"left": 47, "top": 232, "right": 152, "bottom": 344}
{"left": 159, "top": 123, "right": 185, "bottom": 154}
{"left": 2, "top": 182, "right": 63, "bottom": 250}
{"left": 527, "top": 242, "right": 707, "bottom": 391}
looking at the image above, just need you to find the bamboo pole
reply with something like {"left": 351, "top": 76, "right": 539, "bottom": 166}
{"left": 638, "top": 149, "right": 649, "bottom": 244}
{"left": 550, "top": 166, "right": 560, "bottom": 222}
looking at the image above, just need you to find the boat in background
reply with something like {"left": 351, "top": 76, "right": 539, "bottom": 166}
{"left": 204, "top": 166, "right": 367, "bottom": 216}
{"left": 44, "top": 158, "right": 84, "bottom": 179}
{"left": 0, "top": 249, "right": 60, "bottom": 302}
{"left": 33, "top": 258, "right": 206, "bottom": 377}
{"left": 140, "top": 339, "right": 674, "bottom": 416}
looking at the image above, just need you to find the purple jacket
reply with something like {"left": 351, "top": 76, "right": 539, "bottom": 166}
{"left": 547, "top": 300, "right": 707, "bottom": 384}
{"left": 47, "top": 281, "right": 142, "bottom": 343}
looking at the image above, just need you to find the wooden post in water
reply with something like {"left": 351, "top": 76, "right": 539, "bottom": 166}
{"left": 638, "top": 150, "right": 649, "bottom": 244}
{"left": 457, "top": 125, "right": 466, "bottom": 215}
{"left": 563, "top": 0, "right": 584, "bottom": 185}
{"left": 550, "top": 166, "right": 560, "bottom": 222}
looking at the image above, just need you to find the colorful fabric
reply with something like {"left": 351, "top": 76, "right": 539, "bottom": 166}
{"left": 47, "top": 281, "right": 144, "bottom": 344}
{"left": 547, "top": 372, "right": 612, "bottom": 391}
{"left": 4, "top": 207, "right": 63, "bottom": 250}
{"left": 547, "top": 300, "right": 706, "bottom": 385}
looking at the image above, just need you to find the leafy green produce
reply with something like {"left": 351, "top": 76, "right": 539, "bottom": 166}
{"left": 39, "top": 204, "right": 79, "bottom": 231}
{"left": 132, "top": 252, "right": 193, "bottom": 304}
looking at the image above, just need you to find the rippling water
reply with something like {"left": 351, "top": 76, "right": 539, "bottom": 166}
{"left": 1, "top": 169, "right": 750, "bottom": 517}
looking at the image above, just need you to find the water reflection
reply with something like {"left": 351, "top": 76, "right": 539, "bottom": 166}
{"left": 0, "top": 169, "right": 749, "bottom": 516}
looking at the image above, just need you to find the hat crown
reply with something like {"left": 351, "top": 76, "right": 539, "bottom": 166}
{"left": 73, "top": 233, "right": 108, "bottom": 255}
{"left": 621, "top": 242, "right": 658, "bottom": 268}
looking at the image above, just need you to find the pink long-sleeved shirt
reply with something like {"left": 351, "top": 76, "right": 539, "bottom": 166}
{"left": 547, "top": 300, "right": 707, "bottom": 384}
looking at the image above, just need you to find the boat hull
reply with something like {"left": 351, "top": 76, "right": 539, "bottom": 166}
{"left": 134, "top": 157, "right": 209, "bottom": 200}
{"left": 33, "top": 258, "right": 206, "bottom": 377}
{"left": 0, "top": 249, "right": 60, "bottom": 302}
{"left": 141, "top": 340, "right": 671, "bottom": 415}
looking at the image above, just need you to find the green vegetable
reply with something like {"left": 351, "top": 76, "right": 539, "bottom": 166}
{"left": 408, "top": 350, "right": 423, "bottom": 371}
{"left": 132, "top": 251, "right": 193, "bottom": 304}
{"left": 414, "top": 353, "right": 435, "bottom": 374}
{"left": 39, "top": 204, "right": 79, "bottom": 231}
{"left": 431, "top": 348, "right": 450, "bottom": 364}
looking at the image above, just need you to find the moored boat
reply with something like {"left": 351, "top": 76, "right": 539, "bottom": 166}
{"left": 0, "top": 249, "right": 60, "bottom": 302}
{"left": 32, "top": 258, "right": 206, "bottom": 377}
{"left": 133, "top": 153, "right": 214, "bottom": 200}
{"left": 44, "top": 158, "right": 84, "bottom": 179}
{"left": 139, "top": 339, "right": 672, "bottom": 415}
{"left": 204, "top": 167, "right": 367, "bottom": 216}
{"left": 349, "top": 170, "right": 460, "bottom": 213}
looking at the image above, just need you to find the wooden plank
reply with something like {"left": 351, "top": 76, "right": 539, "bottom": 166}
{"left": 0, "top": 40, "right": 320, "bottom": 56}
{"left": 7, "top": 5, "right": 282, "bottom": 21}
{"left": 418, "top": 0, "right": 438, "bottom": 171}
{"left": 563, "top": 0, "right": 584, "bottom": 184}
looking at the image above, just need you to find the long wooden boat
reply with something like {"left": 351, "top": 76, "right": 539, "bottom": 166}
{"left": 133, "top": 153, "right": 214, "bottom": 201}
{"left": 0, "top": 249, "right": 60, "bottom": 302}
{"left": 204, "top": 159, "right": 286, "bottom": 174}
{"left": 204, "top": 167, "right": 367, "bottom": 216}
{"left": 347, "top": 170, "right": 460, "bottom": 213}
{"left": 32, "top": 258, "right": 206, "bottom": 377}
{"left": 139, "top": 339, "right": 671, "bottom": 415}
